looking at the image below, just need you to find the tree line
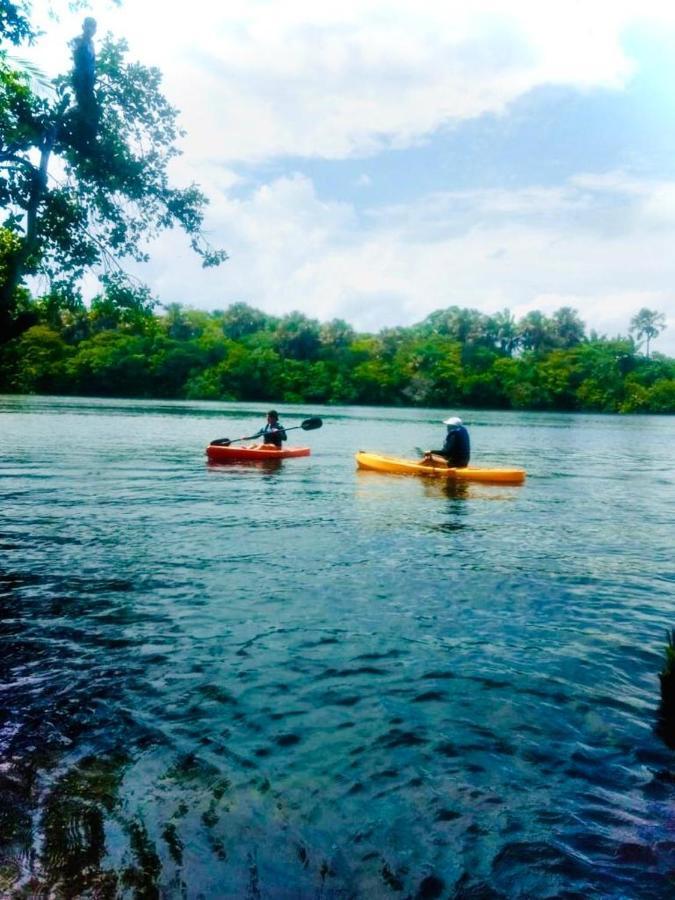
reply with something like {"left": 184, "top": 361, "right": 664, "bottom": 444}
{"left": 1, "top": 294, "right": 673, "bottom": 413}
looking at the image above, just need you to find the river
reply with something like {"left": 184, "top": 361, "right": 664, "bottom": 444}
{"left": 1, "top": 396, "right": 674, "bottom": 898}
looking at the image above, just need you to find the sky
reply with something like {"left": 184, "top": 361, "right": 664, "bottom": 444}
{"left": 27, "top": 0, "right": 675, "bottom": 353}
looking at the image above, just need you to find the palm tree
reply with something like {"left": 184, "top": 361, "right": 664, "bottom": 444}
{"left": 491, "top": 308, "right": 520, "bottom": 355}
{"left": 552, "top": 307, "right": 586, "bottom": 348}
{"left": 517, "top": 310, "right": 555, "bottom": 353}
{"left": 630, "top": 308, "right": 667, "bottom": 358}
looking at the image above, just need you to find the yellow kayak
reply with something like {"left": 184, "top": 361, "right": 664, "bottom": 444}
{"left": 355, "top": 451, "right": 526, "bottom": 484}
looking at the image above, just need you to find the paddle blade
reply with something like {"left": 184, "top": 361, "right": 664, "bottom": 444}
{"left": 301, "top": 417, "right": 323, "bottom": 431}
{"left": 210, "top": 438, "right": 231, "bottom": 446}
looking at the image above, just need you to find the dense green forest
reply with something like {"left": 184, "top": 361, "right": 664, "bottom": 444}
{"left": 1, "top": 294, "right": 673, "bottom": 412}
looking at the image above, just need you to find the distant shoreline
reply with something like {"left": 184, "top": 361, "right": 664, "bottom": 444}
{"left": 2, "top": 303, "right": 673, "bottom": 414}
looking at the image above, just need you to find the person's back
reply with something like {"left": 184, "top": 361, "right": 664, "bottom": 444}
{"left": 423, "top": 415, "right": 470, "bottom": 468}
{"left": 442, "top": 422, "right": 470, "bottom": 467}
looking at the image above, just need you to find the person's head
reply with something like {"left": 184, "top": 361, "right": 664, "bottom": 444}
{"left": 82, "top": 17, "right": 97, "bottom": 38}
{"left": 443, "top": 416, "right": 462, "bottom": 429}
{"left": 267, "top": 410, "right": 279, "bottom": 423}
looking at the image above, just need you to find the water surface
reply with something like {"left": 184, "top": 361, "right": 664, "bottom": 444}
{"left": 1, "top": 396, "right": 674, "bottom": 898}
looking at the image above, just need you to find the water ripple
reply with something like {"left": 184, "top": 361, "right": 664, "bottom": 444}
{"left": 1, "top": 398, "right": 674, "bottom": 896}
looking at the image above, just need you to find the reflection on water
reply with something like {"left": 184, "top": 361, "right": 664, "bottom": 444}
{"left": 207, "top": 458, "right": 284, "bottom": 475}
{"left": 420, "top": 478, "right": 470, "bottom": 501}
{"left": 1, "top": 397, "right": 675, "bottom": 897}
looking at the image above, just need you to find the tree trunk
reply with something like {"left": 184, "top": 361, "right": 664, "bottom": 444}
{"left": 0, "top": 130, "right": 54, "bottom": 340}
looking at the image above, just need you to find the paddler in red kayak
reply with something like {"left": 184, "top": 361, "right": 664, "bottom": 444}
{"left": 249, "top": 410, "right": 287, "bottom": 449}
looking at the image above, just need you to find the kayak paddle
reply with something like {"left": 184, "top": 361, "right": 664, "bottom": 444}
{"left": 210, "top": 416, "right": 323, "bottom": 446}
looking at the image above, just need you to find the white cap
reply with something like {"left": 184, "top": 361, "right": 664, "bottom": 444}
{"left": 443, "top": 416, "right": 462, "bottom": 426}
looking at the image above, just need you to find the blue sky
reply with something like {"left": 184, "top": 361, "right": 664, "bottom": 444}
{"left": 30, "top": 1, "right": 675, "bottom": 352}
{"left": 235, "top": 27, "right": 675, "bottom": 203}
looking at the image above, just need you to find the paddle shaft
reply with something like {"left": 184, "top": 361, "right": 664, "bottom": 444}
{"left": 211, "top": 417, "right": 322, "bottom": 446}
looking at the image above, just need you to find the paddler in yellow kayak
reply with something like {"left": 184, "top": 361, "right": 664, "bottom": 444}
{"left": 421, "top": 416, "right": 471, "bottom": 468}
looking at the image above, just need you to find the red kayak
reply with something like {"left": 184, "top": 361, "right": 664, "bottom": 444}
{"left": 206, "top": 444, "right": 311, "bottom": 463}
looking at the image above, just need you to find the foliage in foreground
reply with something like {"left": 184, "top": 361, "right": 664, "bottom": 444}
{"left": 0, "top": 1, "right": 225, "bottom": 341}
{"left": 0, "top": 296, "right": 673, "bottom": 413}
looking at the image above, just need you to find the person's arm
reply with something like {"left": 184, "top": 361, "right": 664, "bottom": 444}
{"left": 422, "top": 452, "right": 448, "bottom": 467}
{"left": 442, "top": 430, "right": 457, "bottom": 456}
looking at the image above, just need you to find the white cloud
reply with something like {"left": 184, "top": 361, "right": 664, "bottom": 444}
{"left": 134, "top": 170, "right": 675, "bottom": 353}
{"left": 29, "top": 0, "right": 675, "bottom": 163}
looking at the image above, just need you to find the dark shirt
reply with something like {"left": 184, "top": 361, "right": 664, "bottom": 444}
{"left": 262, "top": 422, "right": 287, "bottom": 448}
{"left": 436, "top": 425, "right": 470, "bottom": 467}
